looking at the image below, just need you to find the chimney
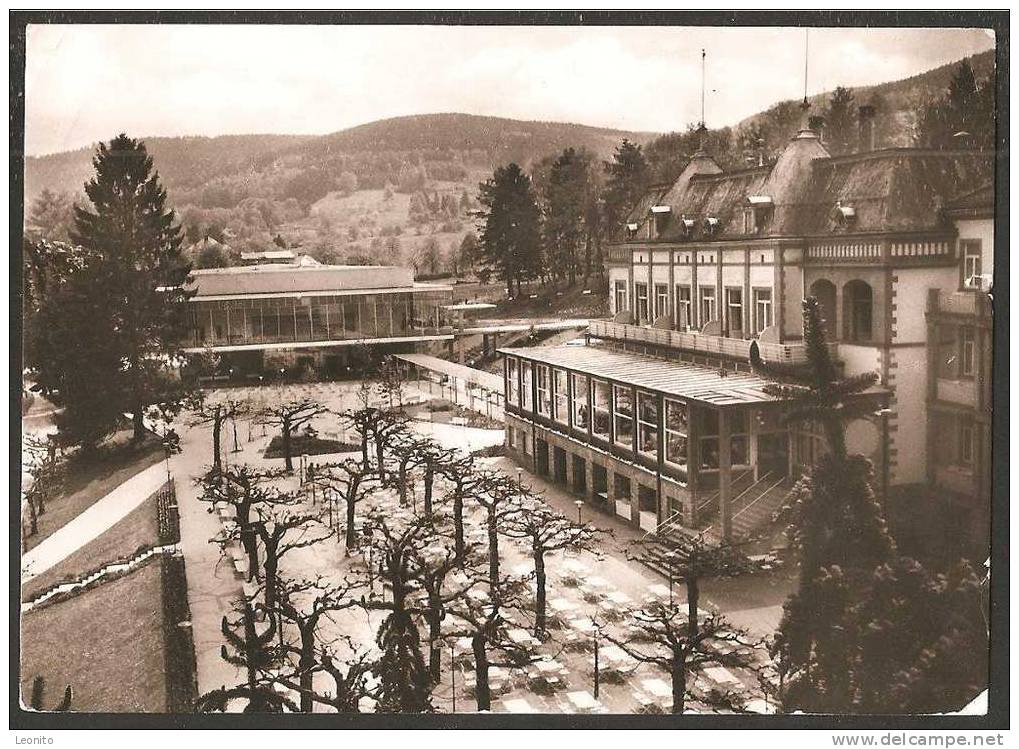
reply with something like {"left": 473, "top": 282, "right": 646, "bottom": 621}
{"left": 858, "top": 104, "right": 877, "bottom": 151}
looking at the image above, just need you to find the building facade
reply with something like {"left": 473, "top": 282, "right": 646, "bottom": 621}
{"left": 184, "top": 263, "right": 454, "bottom": 376}
{"left": 503, "top": 118, "right": 993, "bottom": 548}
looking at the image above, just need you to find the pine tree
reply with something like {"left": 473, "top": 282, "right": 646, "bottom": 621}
{"left": 477, "top": 163, "right": 542, "bottom": 296}
{"left": 823, "top": 87, "right": 856, "bottom": 155}
{"left": 751, "top": 297, "right": 895, "bottom": 711}
{"left": 540, "top": 147, "right": 596, "bottom": 287}
{"left": 26, "top": 189, "right": 75, "bottom": 242}
{"left": 602, "top": 139, "right": 650, "bottom": 237}
{"left": 71, "top": 134, "right": 192, "bottom": 442}
{"left": 915, "top": 60, "right": 995, "bottom": 150}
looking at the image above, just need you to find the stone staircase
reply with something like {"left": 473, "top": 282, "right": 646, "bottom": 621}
{"left": 636, "top": 472, "right": 792, "bottom": 579}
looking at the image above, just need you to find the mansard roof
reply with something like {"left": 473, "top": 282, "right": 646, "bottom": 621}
{"left": 620, "top": 136, "right": 993, "bottom": 242}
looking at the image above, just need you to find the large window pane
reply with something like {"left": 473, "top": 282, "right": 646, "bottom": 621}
{"left": 553, "top": 369, "right": 569, "bottom": 424}
{"left": 592, "top": 379, "right": 611, "bottom": 439}
{"left": 613, "top": 385, "right": 633, "bottom": 448}
{"left": 571, "top": 373, "right": 589, "bottom": 429}
{"left": 637, "top": 392, "right": 659, "bottom": 457}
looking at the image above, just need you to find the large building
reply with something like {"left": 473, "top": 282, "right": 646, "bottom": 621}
{"left": 502, "top": 115, "right": 993, "bottom": 550}
{"left": 184, "top": 262, "right": 454, "bottom": 377}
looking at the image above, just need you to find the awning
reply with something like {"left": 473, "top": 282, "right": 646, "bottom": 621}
{"left": 394, "top": 353, "right": 503, "bottom": 393}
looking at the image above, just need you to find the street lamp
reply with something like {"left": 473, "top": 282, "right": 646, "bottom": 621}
{"left": 574, "top": 499, "right": 584, "bottom": 524}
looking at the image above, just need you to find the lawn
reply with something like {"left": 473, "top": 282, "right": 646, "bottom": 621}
{"left": 20, "top": 559, "right": 167, "bottom": 712}
{"left": 22, "top": 490, "right": 161, "bottom": 603}
{"left": 24, "top": 431, "right": 163, "bottom": 551}
{"left": 263, "top": 433, "right": 359, "bottom": 459}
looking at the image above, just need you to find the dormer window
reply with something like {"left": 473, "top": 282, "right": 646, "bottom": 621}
{"left": 745, "top": 195, "right": 773, "bottom": 234}
{"left": 680, "top": 217, "right": 696, "bottom": 238}
{"left": 649, "top": 205, "right": 671, "bottom": 239}
{"left": 703, "top": 216, "right": 720, "bottom": 236}
{"left": 625, "top": 222, "right": 639, "bottom": 240}
{"left": 834, "top": 202, "right": 856, "bottom": 227}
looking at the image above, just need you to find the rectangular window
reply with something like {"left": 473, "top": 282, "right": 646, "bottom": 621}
{"left": 571, "top": 373, "right": 590, "bottom": 430}
{"left": 592, "top": 379, "right": 611, "bottom": 439}
{"left": 726, "top": 287, "right": 744, "bottom": 336}
{"left": 664, "top": 399, "right": 689, "bottom": 476}
{"left": 635, "top": 282, "right": 650, "bottom": 324}
{"left": 613, "top": 386, "right": 634, "bottom": 449}
{"left": 962, "top": 240, "right": 983, "bottom": 287}
{"left": 675, "top": 285, "right": 692, "bottom": 330}
{"left": 743, "top": 207, "right": 756, "bottom": 234}
{"left": 614, "top": 280, "right": 628, "bottom": 314}
{"left": 637, "top": 392, "right": 659, "bottom": 457}
{"left": 535, "top": 365, "right": 551, "bottom": 416}
{"left": 753, "top": 288, "right": 773, "bottom": 335}
{"left": 960, "top": 421, "right": 975, "bottom": 465}
{"left": 552, "top": 368, "right": 569, "bottom": 424}
{"left": 700, "top": 286, "right": 716, "bottom": 325}
{"left": 961, "top": 327, "right": 976, "bottom": 376}
{"left": 506, "top": 357, "right": 519, "bottom": 406}
{"left": 508, "top": 426, "right": 516, "bottom": 448}
{"left": 522, "top": 431, "right": 531, "bottom": 456}
{"left": 654, "top": 284, "right": 669, "bottom": 321}
{"left": 520, "top": 361, "right": 533, "bottom": 411}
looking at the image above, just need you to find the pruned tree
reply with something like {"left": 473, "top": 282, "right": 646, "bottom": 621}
{"left": 627, "top": 534, "right": 752, "bottom": 640}
{"left": 605, "top": 602, "right": 760, "bottom": 714}
{"left": 315, "top": 459, "right": 377, "bottom": 553}
{"left": 407, "top": 534, "right": 485, "bottom": 683}
{"left": 471, "top": 470, "right": 524, "bottom": 592}
{"left": 22, "top": 435, "right": 63, "bottom": 539}
{"left": 251, "top": 502, "right": 330, "bottom": 610}
{"left": 199, "top": 464, "right": 291, "bottom": 581}
{"left": 416, "top": 440, "right": 457, "bottom": 519}
{"left": 188, "top": 393, "right": 250, "bottom": 472}
{"left": 435, "top": 452, "right": 485, "bottom": 564}
{"left": 502, "top": 495, "right": 603, "bottom": 636}
{"left": 196, "top": 600, "right": 296, "bottom": 713}
{"left": 445, "top": 573, "right": 542, "bottom": 712}
{"left": 386, "top": 430, "right": 435, "bottom": 507}
{"left": 274, "top": 574, "right": 365, "bottom": 712}
{"left": 257, "top": 398, "right": 329, "bottom": 473}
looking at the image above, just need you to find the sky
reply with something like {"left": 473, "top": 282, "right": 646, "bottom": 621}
{"left": 24, "top": 24, "right": 995, "bottom": 156}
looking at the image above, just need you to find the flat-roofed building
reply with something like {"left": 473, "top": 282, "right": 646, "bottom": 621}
{"left": 184, "top": 263, "right": 454, "bottom": 376}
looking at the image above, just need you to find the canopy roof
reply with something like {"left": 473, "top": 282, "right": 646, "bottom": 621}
{"left": 501, "top": 343, "right": 885, "bottom": 408}
{"left": 394, "top": 353, "right": 503, "bottom": 392}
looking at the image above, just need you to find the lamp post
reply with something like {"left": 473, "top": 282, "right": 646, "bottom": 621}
{"left": 450, "top": 642, "right": 457, "bottom": 713}
{"left": 574, "top": 499, "right": 584, "bottom": 525}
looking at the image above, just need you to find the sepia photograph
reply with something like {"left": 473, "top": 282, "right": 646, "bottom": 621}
{"left": 10, "top": 11, "right": 1007, "bottom": 732}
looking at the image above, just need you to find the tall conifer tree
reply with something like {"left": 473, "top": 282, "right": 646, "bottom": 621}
{"left": 71, "top": 134, "right": 192, "bottom": 441}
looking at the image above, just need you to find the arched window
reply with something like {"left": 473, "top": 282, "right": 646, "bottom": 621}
{"left": 809, "top": 279, "right": 838, "bottom": 338}
{"left": 843, "top": 280, "right": 873, "bottom": 342}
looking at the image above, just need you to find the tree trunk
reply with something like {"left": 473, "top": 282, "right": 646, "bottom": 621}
{"left": 212, "top": 411, "right": 223, "bottom": 471}
{"left": 453, "top": 494, "right": 465, "bottom": 564}
{"left": 671, "top": 649, "right": 687, "bottom": 715}
{"left": 345, "top": 497, "right": 357, "bottom": 552}
{"left": 423, "top": 465, "right": 434, "bottom": 517}
{"left": 427, "top": 590, "right": 442, "bottom": 683}
{"left": 282, "top": 416, "right": 293, "bottom": 473}
{"left": 534, "top": 546, "right": 547, "bottom": 635}
{"left": 487, "top": 508, "right": 499, "bottom": 592}
{"left": 398, "top": 462, "right": 409, "bottom": 506}
{"left": 376, "top": 437, "right": 386, "bottom": 481}
{"left": 132, "top": 404, "right": 146, "bottom": 442}
{"left": 299, "top": 630, "right": 316, "bottom": 713}
{"left": 361, "top": 433, "right": 369, "bottom": 467}
{"left": 472, "top": 633, "right": 491, "bottom": 711}
{"left": 687, "top": 573, "right": 700, "bottom": 639}
{"left": 263, "top": 553, "right": 279, "bottom": 610}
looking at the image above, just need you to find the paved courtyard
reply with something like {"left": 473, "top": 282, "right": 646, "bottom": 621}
{"left": 170, "top": 379, "right": 790, "bottom": 713}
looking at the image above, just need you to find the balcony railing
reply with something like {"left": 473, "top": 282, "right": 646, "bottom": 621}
{"left": 928, "top": 288, "right": 992, "bottom": 318}
{"left": 588, "top": 320, "right": 835, "bottom": 365}
{"left": 936, "top": 378, "right": 977, "bottom": 407}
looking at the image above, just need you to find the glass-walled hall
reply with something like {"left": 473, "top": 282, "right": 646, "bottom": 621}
{"left": 186, "top": 290, "right": 452, "bottom": 349}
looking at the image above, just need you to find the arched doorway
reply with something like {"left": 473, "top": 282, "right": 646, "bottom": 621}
{"left": 843, "top": 280, "right": 874, "bottom": 342}
{"left": 809, "top": 279, "right": 838, "bottom": 339}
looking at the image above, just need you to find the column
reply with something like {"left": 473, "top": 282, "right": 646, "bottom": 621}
{"left": 585, "top": 459, "right": 596, "bottom": 502}
{"left": 719, "top": 407, "right": 732, "bottom": 542}
{"left": 629, "top": 475, "right": 640, "bottom": 527}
